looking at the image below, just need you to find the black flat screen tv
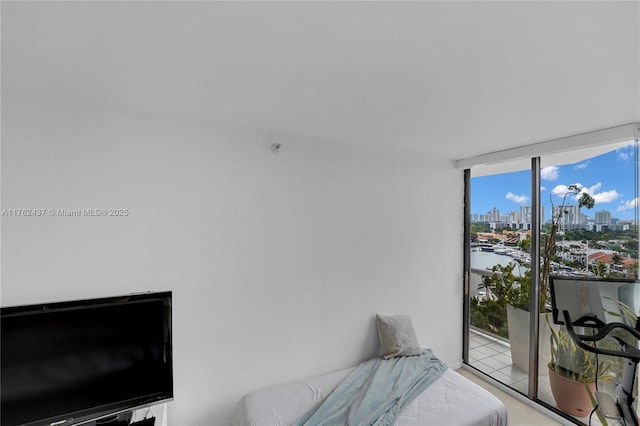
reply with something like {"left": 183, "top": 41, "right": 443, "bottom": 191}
{"left": 1, "top": 291, "right": 173, "bottom": 426}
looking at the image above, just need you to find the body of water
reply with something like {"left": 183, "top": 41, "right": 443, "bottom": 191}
{"left": 471, "top": 249, "right": 527, "bottom": 276}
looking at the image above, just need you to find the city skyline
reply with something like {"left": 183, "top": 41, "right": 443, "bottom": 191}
{"left": 471, "top": 143, "right": 638, "bottom": 222}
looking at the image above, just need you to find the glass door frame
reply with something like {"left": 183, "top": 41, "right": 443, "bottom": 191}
{"left": 462, "top": 124, "right": 640, "bottom": 410}
{"left": 462, "top": 160, "right": 543, "bottom": 400}
{"left": 528, "top": 156, "right": 541, "bottom": 398}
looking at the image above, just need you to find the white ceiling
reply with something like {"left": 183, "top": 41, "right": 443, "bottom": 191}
{"left": 2, "top": 1, "right": 639, "bottom": 161}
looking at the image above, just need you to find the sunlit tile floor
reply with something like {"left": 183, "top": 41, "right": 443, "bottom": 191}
{"left": 469, "top": 330, "right": 548, "bottom": 395}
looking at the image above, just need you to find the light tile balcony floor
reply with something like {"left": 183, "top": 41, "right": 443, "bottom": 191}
{"left": 469, "top": 330, "right": 551, "bottom": 396}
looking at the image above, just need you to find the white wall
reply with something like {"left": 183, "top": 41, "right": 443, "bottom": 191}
{"left": 1, "top": 98, "right": 464, "bottom": 425}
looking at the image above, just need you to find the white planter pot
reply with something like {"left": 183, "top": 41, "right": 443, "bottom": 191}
{"left": 507, "top": 304, "right": 554, "bottom": 375}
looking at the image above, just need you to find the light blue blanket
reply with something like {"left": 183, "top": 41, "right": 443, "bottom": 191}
{"left": 294, "top": 349, "right": 448, "bottom": 426}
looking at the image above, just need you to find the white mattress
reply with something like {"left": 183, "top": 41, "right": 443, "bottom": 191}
{"left": 232, "top": 367, "right": 508, "bottom": 426}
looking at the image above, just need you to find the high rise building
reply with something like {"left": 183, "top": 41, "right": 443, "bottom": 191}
{"left": 595, "top": 210, "right": 612, "bottom": 224}
{"left": 520, "top": 205, "right": 544, "bottom": 227}
{"left": 520, "top": 205, "right": 531, "bottom": 224}
{"left": 552, "top": 204, "right": 581, "bottom": 226}
{"left": 488, "top": 207, "right": 500, "bottom": 222}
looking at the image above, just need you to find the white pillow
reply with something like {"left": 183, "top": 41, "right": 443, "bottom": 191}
{"left": 376, "top": 314, "right": 423, "bottom": 359}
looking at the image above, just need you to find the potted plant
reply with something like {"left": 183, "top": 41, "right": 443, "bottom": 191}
{"left": 477, "top": 261, "right": 547, "bottom": 372}
{"left": 547, "top": 322, "right": 612, "bottom": 418}
{"left": 543, "top": 185, "right": 601, "bottom": 412}
{"left": 475, "top": 262, "right": 528, "bottom": 333}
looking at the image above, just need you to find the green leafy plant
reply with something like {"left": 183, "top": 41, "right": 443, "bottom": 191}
{"left": 602, "top": 296, "right": 639, "bottom": 376}
{"left": 548, "top": 297, "right": 640, "bottom": 423}
{"left": 546, "top": 311, "right": 615, "bottom": 423}
{"left": 471, "top": 262, "right": 532, "bottom": 338}
{"left": 548, "top": 322, "right": 612, "bottom": 383}
{"left": 478, "top": 262, "right": 531, "bottom": 309}
{"left": 470, "top": 297, "right": 509, "bottom": 338}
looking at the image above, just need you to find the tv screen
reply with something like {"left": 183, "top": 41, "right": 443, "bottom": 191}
{"left": 1, "top": 291, "right": 173, "bottom": 426}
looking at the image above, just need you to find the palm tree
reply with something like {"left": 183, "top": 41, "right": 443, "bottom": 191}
{"left": 594, "top": 261, "right": 608, "bottom": 278}
{"left": 612, "top": 253, "right": 622, "bottom": 265}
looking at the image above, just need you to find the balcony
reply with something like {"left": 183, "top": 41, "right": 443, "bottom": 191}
{"left": 469, "top": 329, "right": 613, "bottom": 425}
{"left": 468, "top": 268, "right": 600, "bottom": 424}
{"left": 469, "top": 328, "right": 552, "bottom": 398}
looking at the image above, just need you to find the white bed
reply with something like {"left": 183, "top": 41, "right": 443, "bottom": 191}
{"left": 232, "top": 366, "right": 508, "bottom": 426}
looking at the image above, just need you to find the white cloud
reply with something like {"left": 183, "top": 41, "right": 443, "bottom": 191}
{"left": 617, "top": 198, "right": 638, "bottom": 212}
{"left": 617, "top": 144, "right": 634, "bottom": 162}
{"left": 505, "top": 192, "right": 528, "bottom": 204}
{"left": 551, "top": 184, "right": 571, "bottom": 196}
{"left": 541, "top": 166, "right": 559, "bottom": 181}
{"left": 578, "top": 182, "right": 618, "bottom": 204}
{"left": 574, "top": 161, "right": 589, "bottom": 170}
{"left": 551, "top": 182, "right": 619, "bottom": 204}
{"left": 585, "top": 183, "right": 602, "bottom": 194}
{"left": 591, "top": 190, "right": 620, "bottom": 204}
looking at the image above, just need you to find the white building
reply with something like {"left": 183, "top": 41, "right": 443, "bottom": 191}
{"left": 596, "top": 210, "right": 612, "bottom": 224}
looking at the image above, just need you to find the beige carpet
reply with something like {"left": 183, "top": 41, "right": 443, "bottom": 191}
{"left": 456, "top": 368, "right": 568, "bottom": 425}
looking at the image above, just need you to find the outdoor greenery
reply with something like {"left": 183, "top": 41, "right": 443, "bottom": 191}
{"left": 547, "top": 321, "right": 612, "bottom": 383}
{"left": 470, "top": 262, "right": 529, "bottom": 338}
{"left": 547, "top": 320, "right": 614, "bottom": 424}
{"left": 470, "top": 297, "right": 509, "bottom": 339}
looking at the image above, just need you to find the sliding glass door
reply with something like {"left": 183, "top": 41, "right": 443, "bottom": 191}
{"left": 467, "top": 161, "right": 532, "bottom": 395}
{"left": 464, "top": 138, "right": 639, "bottom": 424}
{"left": 536, "top": 142, "right": 639, "bottom": 420}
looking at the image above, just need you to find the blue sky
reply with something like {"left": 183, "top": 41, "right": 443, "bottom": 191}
{"left": 471, "top": 143, "right": 638, "bottom": 221}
